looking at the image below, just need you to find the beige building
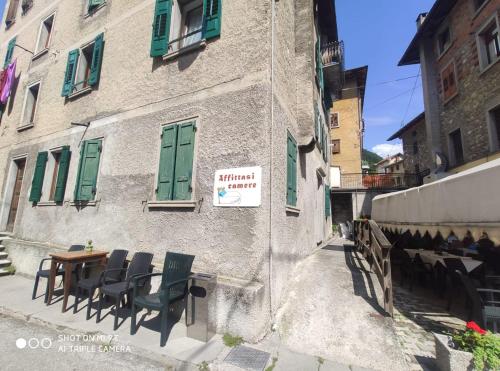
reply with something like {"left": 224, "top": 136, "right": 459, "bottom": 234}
{"left": 0, "top": 0, "right": 343, "bottom": 341}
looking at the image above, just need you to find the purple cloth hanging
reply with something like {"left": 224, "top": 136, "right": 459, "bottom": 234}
{"left": 1, "top": 59, "right": 16, "bottom": 104}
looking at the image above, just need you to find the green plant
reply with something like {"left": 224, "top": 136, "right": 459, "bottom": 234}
{"left": 451, "top": 321, "right": 500, "bottom": 370}
{"left": 222, "top": 333, "right": 243, "bottom": 347}
{"left": 264, "top": 357, "right": 277, "bottom": 371}
{"left": 317, "top": 356, "right": 324, "bottom": 371}
{"left": 198, "top": 361, "right": 209, "bottom": 371}
{"left": 6, "top": 265, "right": 15, "bottom": 274}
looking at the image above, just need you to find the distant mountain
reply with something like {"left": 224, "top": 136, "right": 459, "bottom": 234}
{"left": 362, "top": 149, "right": 382, "bottom": 171}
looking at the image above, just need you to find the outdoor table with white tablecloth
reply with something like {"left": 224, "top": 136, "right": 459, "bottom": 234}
{"left": 404, "top": 249, "right": 483, "bottom": 273}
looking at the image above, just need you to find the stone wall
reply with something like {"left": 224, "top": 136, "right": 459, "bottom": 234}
{"left": 401, "top": 116, "right": 432, "bottom": 174}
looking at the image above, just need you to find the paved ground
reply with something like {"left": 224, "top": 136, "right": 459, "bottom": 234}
{"left": 392, "top": 281, "right": 466, "bottom": 371}
{"left": 275, "top": 239, "right": 407, "bottom": 371}
{"left": 0, "top": 313, "right": 169, "bottom": 371}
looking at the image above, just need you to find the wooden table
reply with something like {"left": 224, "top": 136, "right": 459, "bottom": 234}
{"left": 405, "top": 249, "right": 483, "bottom": 273}
{"left": 47, "top": 250, "right": 108, "bottom": 312}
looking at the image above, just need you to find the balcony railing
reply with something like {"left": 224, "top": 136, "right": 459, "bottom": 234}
{"left": 321, "top": 41, "right": 344, "bottom": 67}
{"left": 337, "top": 173, "right": 422, "bottom": 190}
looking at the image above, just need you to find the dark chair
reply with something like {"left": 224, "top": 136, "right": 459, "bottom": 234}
{"left": 73, "top": 249, "right": 128, "bottom": 320}
{"left": 32, "top": 244, "right": 85, "bottom": 303}
{"left": 96, "top": 252, "right": 154, "bottom": 330}
{"left": 443, "top": 258, "right": 467, "bottom": 310}
{"left": 130, "top": 252, "right": 195, "bottom": 346}
{"left": 413, "top": 253, "right": 435, "bottom": 289}
{"left": 398, "top": 249, "right": 414, "bottom": 290}
{"left": 458, "top": 271, "right": 500, "bottom": 333}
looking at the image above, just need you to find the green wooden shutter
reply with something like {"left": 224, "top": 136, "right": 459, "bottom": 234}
{"left": 157, "top": 125, "right": 178, "bottom": 200}
{"left": 54, "top": 146, "right": 71, "bottom": 203}
{"left": 88, "top": 33, "right": 104, "bottom": 87}
{"left": 61, "top": 49, "right": 79, "bottom": 97}
{"left": 4, "top": 37, "right": 16, "bottom": 68}
{"left": 287, "top": 132, "right": 297, "bottom": 206}
{"left": 324, "top": 185, "right": 331, "bottom": 217}
{"left": 29, "top": 151, "right": 48, "bottom": 203}
{"left": 74, "top": 140, "right": 102, "bottom": 201}
{"left": 314, "top": 106, "right": 319, "bottom": 140}
{"left": 150, "top": 0, "right": 172, "bottom": 57}
{"left": 203, "top": 0, "right": 221, "bottom": 40}
{"left": 173, "top": 122, "right": 196, "bottom": 200}
{"left": 88, "top": 0, "right": 105, "bottom": 10}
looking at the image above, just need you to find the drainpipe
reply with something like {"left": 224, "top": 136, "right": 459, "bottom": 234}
{"left": 268, "top": 0, "right": 276, "bottom": 323}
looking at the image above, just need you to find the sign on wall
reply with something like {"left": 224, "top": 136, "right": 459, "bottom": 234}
{"left": 213, "top": 166, "right": 262, "bottom": 207}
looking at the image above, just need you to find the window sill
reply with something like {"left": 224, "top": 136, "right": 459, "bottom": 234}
{"left": 67, "top": 86, "right": 92, "bottom": 100}
{"left": 17, "top": 123, "right": 34, "bottom": 131}
{"left": 479, "top": 57, "right": 500, "bottom": 77}
{"left": 147, "top": 201, "right": 197, "bottom": 209}
{"left": 472, "top": 0, "right": 491, "bottom": 19}
{"left": 443, "top": 91, "right": 459, "bottom": 106}
{"left": 35, "top": 201, "right": 59, "bottom": 207}
{"left": 70, "top": 200, "right": 99, "bottom": 206}
{"left": 84, "top": 3, "right": 106, "bottom": 18}
{"left": 32, "top": 48, "right": 49, "bottom": 61}
{"left": 163, "top": 40, "right": 206, "bottom": 61}
{"left": 436, "top": 40, "right": 454, "bottom": 62}
{"left": 286, "top": 206, "right": 301, "bottom": 215}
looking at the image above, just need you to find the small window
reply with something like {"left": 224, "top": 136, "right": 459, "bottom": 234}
{"left": 413, "top": 141, "right": 419, "bottom": 155}
{"left": 330, "top": 112, "right": 339, "bottom": 129}
{"left": 169, "top": 0, "right": 204, "bottom": 53}
{"left": 87, "top": 0, "right": 105, "bottom": 14}
{"left": 34, "top": 14, "right": 55, "bottom": 55}
{"left": 449, "top": 129, "right": 464, "bottom": 166}
{"left": 21, "top": 0, "right": 33, "bottom": 15}
{"left": 286, "top": 131, "right": 297, "bottom": 207}
{"left": 437, "top": 27, "right": 451, "bottom": 56}
{"left": 477, "top": 18, "right": 500, "bottom": 70}
{"left": 489, "top": 105, "right": 500, "bottom": 151}
{"left": 441, "top": 62, "right": 458, "bottom": 102}
{"left": 20, "top": 82, "right": 40, "bottom": 127}
{"left": 331, "top": 139, "right": 340, "bottom": 154}
{"left": 48, "top": 151, "right": 61, "bottom": 201}
{"left": 75, "top": 43, "right": 94, "bottom": 90}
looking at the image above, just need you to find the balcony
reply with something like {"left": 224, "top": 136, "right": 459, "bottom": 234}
{"left": 333, "top": 173, "right": 423, "bottom": 191}
{"left": 321, "top": 41, "right": 345, "bottom": 97}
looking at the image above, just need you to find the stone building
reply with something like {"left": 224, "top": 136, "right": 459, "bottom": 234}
{"left": 388, "top": 112, "right": 433, "bottom": 178}
{"left": 399, "top": 0, "right": 500, "bottom": 176}
{"left": 0, "top": 0, "right": 341, "bottom": 341}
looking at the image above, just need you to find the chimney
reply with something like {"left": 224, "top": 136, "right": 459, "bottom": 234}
{"left": 416, "top": 13, "right": 428, "bottom": 29}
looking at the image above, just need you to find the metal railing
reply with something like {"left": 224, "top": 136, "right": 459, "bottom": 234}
{"left": 167, "top": 28, "right": 204, "bottom": 54}
{"left": 338, "top": 173, "right": 422, "bottom": 190}
{"left": 321, "top": 41, "right": 344, "bottom": 67}
{"left": 354, "top": 219, "right": 393, "bottom": 317}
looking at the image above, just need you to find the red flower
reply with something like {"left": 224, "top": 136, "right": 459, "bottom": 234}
{"left": 466, "top": 321, "right": 486, "bottom": 335}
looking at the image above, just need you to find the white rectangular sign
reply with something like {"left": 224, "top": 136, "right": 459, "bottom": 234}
{"left": 213, "top": 166, "right": 262, "bottom": 207}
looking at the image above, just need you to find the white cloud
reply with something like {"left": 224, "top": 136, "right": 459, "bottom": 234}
{"left": 372, "top": 143, "right": 403, "bottom": 158}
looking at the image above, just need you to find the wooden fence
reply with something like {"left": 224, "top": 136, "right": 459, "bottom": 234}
{"left": 353, "top": 219, "right": 394, "bottom": 317}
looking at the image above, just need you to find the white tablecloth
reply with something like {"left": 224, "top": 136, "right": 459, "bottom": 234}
{"left": 405, "top": 249, "right": 483, "bottom": 273}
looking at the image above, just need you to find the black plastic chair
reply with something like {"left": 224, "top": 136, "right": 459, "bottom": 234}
{"left": 96, "top": 252, "right": 154, "bottom": 330}
{"left": 32, "top": 244, "right": 85, "bottom": 303}
{"left": 398, "top": 250, "right": 414, "bottom": 290}
{"left": 443, "top": 257, "right": 468, "bottom": 310}
{"left": 73, "top": 249, "right": 128, "bottom": 320}
{"left": 458, "top": 271, "right": 500, "bottom": 332}
{"left": 413, "top": 253, "right": 435, "bottom": 289}
{"left": 130, "top": 252, "right": 195, "bottom": 346}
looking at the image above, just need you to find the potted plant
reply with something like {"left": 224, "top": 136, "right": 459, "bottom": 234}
{"left": 434, "top": 322, "right": 500, "bottom": 371}
{"left": 85, "top": 240, "right": 93, "bottom": 253}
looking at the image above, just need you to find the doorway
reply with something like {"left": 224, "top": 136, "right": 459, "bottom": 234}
{"left": 331, "top": 192, "right": 353, "bottom": 224}
{"left": 6, "top": 158, "right": 26, "bottom": 232}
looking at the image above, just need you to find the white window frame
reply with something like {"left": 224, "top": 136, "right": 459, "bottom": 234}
{"left": 70, "top": 39, "right": 96, "bottom": 96}
{"left": 37, "top": 146, "right": 64, "bottom": 205}
{"left": 476, "top": 13, "right": 500, "bottom": 72}
{"left": 18, "top": 80, "right": 41, "bottom": 131}
{"left": 448, "top": 128, "right": 465, "bottom": 167}
{"left": 486, "top": 96, "right": 500, "bottom": 152}
{"left": 33, "top": 12, "right": 56, "bottom": 59}
{"left": 330, "top": 112, "right": 340, "bottom": 129}
{"left": 84, "top": 0, "right": 106, "bottom": 17}
{"left": 167, "top": 0, "right": 205, "bottom": 56}
{"left": 472, "top": 0, "right": 490, "bottom": 16}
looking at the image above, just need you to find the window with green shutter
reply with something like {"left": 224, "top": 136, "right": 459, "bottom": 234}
{"left": 324, "top": 185, "right": 331, "bottom": 218}
{"left": 87, "top": 0, "right": 105, "bottom": 13}
{"left": 203, "top": 0, "right": 221, "bottom": 40}
{"left": 29, "top": 151, "right": 48, "bottom": 203}
{"left": 61, "top": 33, "right": 104, "bottom": 97}
{"left": 151, "top": 0, "right": 172, "bottom": 57}
{"left": 74, "top": 139, "right": 102, "bottom": 201}
{"left": 4, "top": 37, "right": 16, "bottom": 68}
{"left": 315, "top": 31, "right": 324, "bottom": 94}
{"left": 286, "top": 131, "right": 297, "bottom": 207}
{"left": 54, "top": 146, "right": 71, "bottom": 203}
{"left": 156, "top": 121, "right": 196, "bottom": 201}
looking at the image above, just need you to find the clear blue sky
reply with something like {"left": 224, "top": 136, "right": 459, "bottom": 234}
{"left": 0, "top": 0, "right": 434, "bottom": 157}
{"left": 336, "top": 0, "right": 435, "bottom": 157}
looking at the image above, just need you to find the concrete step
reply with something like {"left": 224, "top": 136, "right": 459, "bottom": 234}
{"left": 0, "top": 252, "right": 7, "bottom": 259}
{"left": 0, "top": 244, "right": 4, "bottom": 251}
{"left": 0, "top": 259, "right": 12, "bottom": 268}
